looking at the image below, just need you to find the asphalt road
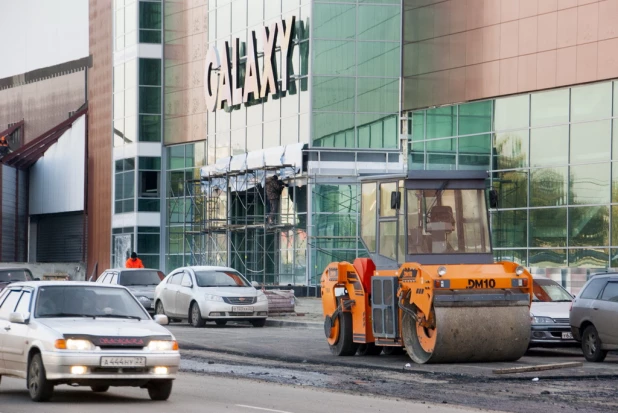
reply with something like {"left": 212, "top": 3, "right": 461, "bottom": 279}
{"left": 0, "top": 374, "right": 499, "bottom": 413}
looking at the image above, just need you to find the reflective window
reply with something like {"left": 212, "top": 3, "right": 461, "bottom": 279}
{"left": 614, "top": 81, "right": 618, "bottom": 116}
{"left": 530, "top": 126, "right": 568, "bottom": 166}
{"left": 357, "top": 114, "right": 397, "bottom": 149}
{"left": 529, "top": 209, "right": 567, "bottom": 247}
{"left": 357, "top": 78, "right": 399, "bottom": 113}
{"left": 426, "top": 106, "right": 456, "bottom": 139}
{"left": 494, "top": 95, "right": 529, "bottom": 131}
{"left": 528, "top": 249, "right": 566, "bottom": 267}
{"left": 458, "top": 101, "right": 492, "bottom": 135}
{"left": 580, "top": 278, "right": 607, "bottom": 299}
{"left": 410, "top": 111, "right": 424, "bottom": 140}
{"left": 361, "top": 182, "right": 377, "bottom": 252}
{"left": 379, "top": 182, "right": 397, "bottom": 217}
{"left": 139, "top": 115, "right": 161, "bottom": 142}
{"left": 357, "top": 42, "right": 400, "bottom": 77}
{"left": 571, "top": 82, "right": 613, "bottom": 123}
{"left": 570, "top": 163, "right": 610, "bottom": 205}
{"left": 139, "top": 2, "right": 162, "bottom": 43}
{"left": 570, "top": 121, "right": 610, "bottom": 163}
{"left": 458, "top": 134, "right": 491, "bottom": 168}
{"left": 313, "top": 40, "right": 355, "bottom": 76}
{"left": 530, "top": 167, "right": 567, "bottom": 207}
{"left": 494, "top": 249, "right": 527, "bottom": 265}
{"left": 312, "top": 113, "right": 355, "bottom": 148}
{"left": 312, "top": 77, "right": 355, "bottom": 112}
{"left": 613, "top": 120, "right": 618, "bottom": 160}
{"left": 357, "top": 5, "right": 400, "bottom": 41}
{"left": 493, "top": 130, "right": 529, "bottom": 169}
{"left": 139, "top": 58, "right": 161, "bottom": 86}
{"left": 569, "top": 206, "right": 609, "bottom": 246}
{"left": 139, "top": 87, "right": 162, "bottom": 114}
{"left": 494, "top": 171, "right": 528, "bottom": 208}
{"left": 379, "top": 221, "right": 397, "bottom": 260}
{"left": 531, "top": 89, "right": 569, "bottom": 127}
{"left": 568, "top": 248, "right": 608, "bottom": 268}
{"left": 600, "top": 282, "right": 618, "bottom": 302}
{"left": 313, "top": 3, "right": 356, "bottom": 39}
{"left": 492, "top": 210, "right": 527, "bottom": 248}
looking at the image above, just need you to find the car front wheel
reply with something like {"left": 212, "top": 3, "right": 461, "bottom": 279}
{"left": 582, "top": 325, "right": 608, "bottom": 362}
{"left": 190, "top": 302, "right": 206, "bottom": 327}
{"left": 148, "top": 380, "right": 173, "bottom": 401}
{"left": 28, "top": 353, "right": 54, "bottom": 402}
{"left": 155, "top": 301, "right": 166, "bottom": 316}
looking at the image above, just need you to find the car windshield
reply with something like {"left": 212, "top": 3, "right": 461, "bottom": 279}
{"left": 119, "top": 271, "right": 162, "bottom": 286}
{"left": 194, "top": 270, "right": 250, "bottom": 287}
{"left": 0, "top": 269, "right": 33, "bottom": 283}
{"left": 35, "top": 286, "right": 148, "bottom": 320}
{"left": 532, "top": 279, "right": 573, "bottom": 302}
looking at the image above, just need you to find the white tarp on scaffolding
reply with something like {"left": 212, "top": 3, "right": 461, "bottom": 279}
{"left": 201, "top": 143, "right": 305, "bottom": 193}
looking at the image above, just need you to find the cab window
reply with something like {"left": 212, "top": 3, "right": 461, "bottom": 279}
{"left": 580, "top": 278, "right": 607, "bottom": 299}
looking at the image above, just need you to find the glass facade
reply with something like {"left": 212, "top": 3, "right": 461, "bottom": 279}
{"left": 408, "top": 80, "right": 618, "bottom": 291}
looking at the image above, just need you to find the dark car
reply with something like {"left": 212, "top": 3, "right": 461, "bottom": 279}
{"left": 95, "top": 268, "right": 164, "bottom": 314}
{"left": 0, "top": 268, "right": 35, "bottom": 292}
{"left": 570, "top": 273, "right": 618, "bottom": 362}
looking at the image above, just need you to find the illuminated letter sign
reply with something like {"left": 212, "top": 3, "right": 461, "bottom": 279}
{"left": 205, "top": 16, "right": 297, "bottom": 111}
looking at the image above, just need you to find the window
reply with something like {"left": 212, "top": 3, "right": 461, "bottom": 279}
{"left": 0, "top": 290, "right": 21, "bottom": 319}
{"left": 170, "top": 273, "right": 182, "bottom": 285}
{"left": 181, "top": 274, "right": 192, "bottom": 287}
{"left": 580, "top": 278, "right": 607, "bottom": 299}
{"left": 15, "top": 290, "right": 32, "bottom": 313}
{"left": 138, "top": 157, "right": 160, "bottom": 212}
{"left": 139, "top": 2, "right": 162, "bottom": 44}
{"left": 601, "top": 282, "right": 618, "bottom": 302}
{"left": 115, "top": 158, "right": 135, "bottom": 213}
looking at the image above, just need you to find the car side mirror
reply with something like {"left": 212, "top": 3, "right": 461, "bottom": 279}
{"left": 154, "top": 314, "right": 169, "bottom": 325}
{"left": 251, "top": 281, "right": 260, "bottom": 288}
{"left": 181, "top": 279, "right": 193, "bottom": 288}
{"left": 390, "top": 191, "right": 401, "bottom": 210}
{"left": 9, "top": 312, "right": 28, "bottom": 324}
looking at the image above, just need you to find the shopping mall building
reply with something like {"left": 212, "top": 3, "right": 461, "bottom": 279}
{"left": 2, "top": 0, "right": 618, "bottom": 291}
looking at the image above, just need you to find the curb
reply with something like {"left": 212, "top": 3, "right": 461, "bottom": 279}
{"left": 265, "top": 318, "right": 322, "bottom": 328}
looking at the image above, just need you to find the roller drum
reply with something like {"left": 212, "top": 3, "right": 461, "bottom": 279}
{"left": 403, "top": 305, "right": 531, "bottom": 364}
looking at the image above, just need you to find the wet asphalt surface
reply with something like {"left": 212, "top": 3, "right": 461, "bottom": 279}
{"left": 169, "top": 321, "right": 618, "bottom": 413}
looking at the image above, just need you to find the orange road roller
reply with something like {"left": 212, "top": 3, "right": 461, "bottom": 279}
{"left": 321, "top": 171, "right": 533, "bottom": 364}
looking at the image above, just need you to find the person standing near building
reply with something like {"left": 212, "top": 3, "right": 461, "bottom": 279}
{"left": 265, "top": 175, "right": 285, "bottom": 224}
{"left": 0, "top": 135, "right": 10, "bottom": 158}
{"left": 126, "top": 252, "right": 145, "bottom": 268}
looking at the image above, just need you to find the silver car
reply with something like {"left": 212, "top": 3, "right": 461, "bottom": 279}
{"left": 0, "top": 282, "right": 180, "bottom": 402}
{"left": 570, "top": 273, "right": 618, "bottom": 362}
{"left": 96, "top": 268, "right": 164, "bottom": 315}
{"left": 154, "top": 266, "right": 269, "bottom": 328}
{"left": 529, "top": 276, "right": 576, "bottom": 347}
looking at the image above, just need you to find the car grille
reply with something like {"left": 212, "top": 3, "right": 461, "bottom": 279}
{"left": 230, "top": 312, "right": 254, "bottom": 316}
{"left": 223, "top": 296, "right": 257, "bottom": 305}
{"left": 553, "top": 318, "right": 570, "bottom": 324}
{"left": 90, "top": 367, "right": 149, "bottom": 374}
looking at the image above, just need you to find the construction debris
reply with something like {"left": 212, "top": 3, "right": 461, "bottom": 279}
{"left": 493, "top": 362, "right": 583, "bottom": 375}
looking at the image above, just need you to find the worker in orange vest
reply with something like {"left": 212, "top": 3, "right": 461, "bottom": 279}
{"left": 126, "top": 252, "right": 145, "bottom": 268}
{"left": 0, "top": 135, "right": 10, "bottom": 158}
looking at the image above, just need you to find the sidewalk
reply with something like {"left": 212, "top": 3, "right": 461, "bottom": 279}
{"left": 266, "top": 297, "right": 323, "bottom": 328}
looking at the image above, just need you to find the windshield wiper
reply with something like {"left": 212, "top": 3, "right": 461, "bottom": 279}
{"left": 38, "top": 313, "right": 95, "bottom": 319}
{"left": 94, "top": 314, "right": 142, "bottom": 320}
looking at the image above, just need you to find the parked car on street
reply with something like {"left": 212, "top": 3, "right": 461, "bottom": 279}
{"left": 570, "top": 273, "right": 618, "bottom": 362}
{"left": 96, "top": 269, "right": 164, "bottom": 314}
{"left": 0, "top": 268, "right": 36, "bottom": 292}
{"left": 154, "top": 266, "right": 269, "bottom": 328}
{"left": 0, "top": 281, "right": 179, "bottom": 402}
{"left": 529, "top": 276, "right": 576, "bottom": 348}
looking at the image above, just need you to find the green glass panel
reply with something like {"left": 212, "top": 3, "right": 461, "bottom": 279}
{"left": 359, "top": 0, "right": 399, "bottom": 3}
{"left": 569, "top": 206, "right": 609, "bottom": 247}
{"left": 357, "top": 78, "right": 399, "bottom": 113}
{"left": 530, "top": 167, "right": 567, "bottom": 207}
{"left": 139, "top": 115, "right": 161, "bottom": 142}
{"left": 138, "top": 233, "right": 160, "bottom": 253}
{"left": 528, "top": 249, "right": 566, "bottom": 267}
{"left": 571, "top": 81, "right": 612, "bottom": 123}
{"left": 570, "top": 163, "right": 610, "bottom": 205}
{"left": 140, "top": 30, "right": 161, "bottom": 44}
{"left": 612, "top": 206, "right": 618, "bottom": 245}
{"left": 313, "top": 40, "right": 355, "bottom": 76}
{"left": 613, "top": 164, "right": 618, "bottom": 203}
{"left": 314, "top": 214, "right": 358, "bottom": 237}
{"left": 408, "top": 141, "right": 424, "bottom": 170}
{"left": 138, "top": 157, "right": 161, "bottom": 170}
{"left": 570, "top": 121, "right": 611, "bottom": 163}
{"left": 312, "top": 112, "right": 355, "bottom": 147}
{"left": 168, "top": 146, "right": 185, "bottom": 169}
{"left": 458, "top": 101, "right": 492, "bottom": 135}
{"left": 493, "top": 249, "right": 527, "bottom": 266}
{"left": 427, "top": 137, "right": 455, "bottom": 153}
{"left": 357, "top": 41, "right": 400, "bottom": 77}
{"left": 531, "top": 89, "right": 569, "bottom": 127}
{"left": 410, "top": 111, "right": 424, "bottom": 140}
{"left": 491, "top": 210, "right": 527, "bottom": 248}
{"left": 139, "top": 86, "right": 162, "bottom": 114}
{"left": 313, "top": 4, "right": 356, "bottom": 39}
{"left": 313, "top": 185, "right": 358, "bottom": 214}
{"left": 494, "top": 95, "right": 529, "bottom": 131}
{"left": 493, "top": 170, "right": 528, "bottom": 208}
{"left": 140, "top": 255, "right": 159, "bottom": 269}
{"left": 357, "top": 114, "right": 397, "bottom": 149}
{"left": 139, "top": 58, "right": 161, "bottom": 86}
{"left": 138, "top": 227, "right": 159, "bottom": 233}
{"left": 426, "top": 106, "right": 456, "bottom": 139}
{"left": 123, "top": 171, "right": 135, "bottom": 199}
{"left": 358, "top": 5, "right": 400, "bottom": 41}
{"left": 613, "top": 120, "right": 618, "bottom": 160}
{"left": 123, "top": 199, "right": 134, "bottom": 213}
{"left": 530, "top": 126, "right": 568, "bottom": 167}
{"left": 139, "top": 2, "right": 161, "bottom": 29}
{"left": 458, "top": 134, "right": 491, "bottom": 169}
{"left": 493, "top": 129, "right": 528, "bottom": 169}
{"left": 568, "top": 248, "right": 609, "bottom": 268}
{"left": 529, "top": 208, "right": 567, "bottom": 247}
{"left": 312, "top": 76, "right": 355, "bottom": 112}
{"left": 614, "top": 81, "right": 618, "bottom": 117}
{"left": 426, "top": 138, "right": 456, "bottom": 169}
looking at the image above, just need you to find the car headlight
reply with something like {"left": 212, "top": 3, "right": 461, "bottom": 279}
{"left": 257, "top": 293, "right": 268, "bottom": 302}
{"left": 205, "top": 294, "right": 224, "bottom": 302}
{"left": 138, "top": 296, "right": 150, "bottom": 302}
{"left": 148, "top": 340, "right": 179, "bottom": 351}
{"left": 532, "top": 316, "right": 554, "bottom": 324}
{"left": 55, "top": 339, "right": 95, "bottom": 351}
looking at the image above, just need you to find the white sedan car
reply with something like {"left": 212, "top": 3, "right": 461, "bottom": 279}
{"left": 154, "top": 266, "right": 269, "bottom": 328}
{"left": 0, "top": 282, "right": 180, "bottom": 402}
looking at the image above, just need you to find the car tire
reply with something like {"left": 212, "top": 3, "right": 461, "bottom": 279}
{"left": 250, "top": 318, "right": 267, "bottom": 328}
{"left": 148, "top": 380, "right": 173, "bottom": 401}
{"left": 215, "top": 320, "right": 227, "bottom": 327}
{"left": 155, "top": 301, "right": 166, "bottom": 317}
{"left": 190, "top": 302, "right": 206, "bottom": 328}
{"left": 28, "top": 353, "right": 54, "bottom": 402}
{"left": 91, "top": 385, "right": 110, "bottom": 393}
{"left": 582, "top": 325, "right": 608, "bottom": 362}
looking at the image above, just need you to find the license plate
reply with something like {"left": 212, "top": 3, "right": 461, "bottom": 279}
{"left": 100, "top": 357, "right": 146, "bottom": 367}
{"left": 232, "top": 306, "right": 253, "bottom": 312}
{"left": 562, "top": 332, "right": 573, "bottom": 340}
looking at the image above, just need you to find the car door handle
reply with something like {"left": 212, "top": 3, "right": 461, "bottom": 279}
{"left": 593, "top": 307, "right": 599, "bottom": 310}
{"left": 4, "top": 325, "right": 10, "bottom": 331}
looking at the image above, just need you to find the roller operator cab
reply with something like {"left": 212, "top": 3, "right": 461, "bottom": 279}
{"left": 321, "top": 171, "right": 534, "bottom": 364}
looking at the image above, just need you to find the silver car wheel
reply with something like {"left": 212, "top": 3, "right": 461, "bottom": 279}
{"left": 585, "top": 331, "right": 597, "bottom": 355}
{"left": 29, "top": 359, "right": 40, "bottom": 394}
{"left": 192, "top": 305, "right": 199, "bottom": 324}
